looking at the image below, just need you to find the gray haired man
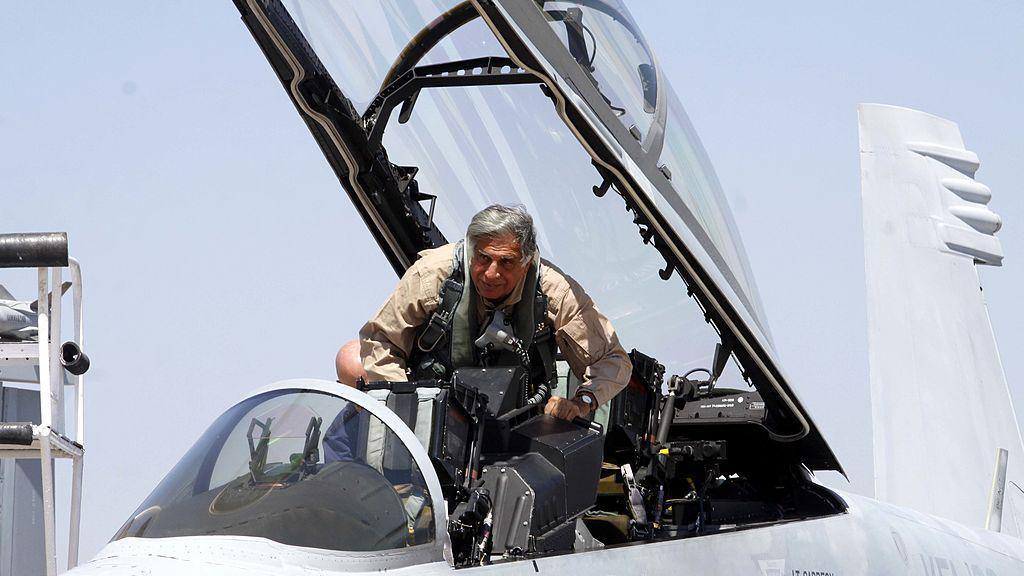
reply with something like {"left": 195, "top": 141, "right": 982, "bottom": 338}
{"left": 344, "top": 204, "right": 632, "bottom": 421}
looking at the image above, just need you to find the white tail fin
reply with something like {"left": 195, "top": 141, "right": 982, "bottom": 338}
{"left": 860, "top": 103, "right": 1024, "bottom": 534}
{"left": 0, "top": 284, "right": 14, "bottom": 301}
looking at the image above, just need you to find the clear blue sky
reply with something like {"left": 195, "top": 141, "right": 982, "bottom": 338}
{"left": 1, "top": 1, "right": 1022, "bottom": 563}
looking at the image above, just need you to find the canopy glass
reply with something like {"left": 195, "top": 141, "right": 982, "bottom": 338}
{"left": 280, "top": 0, "right": 764, "bottom": 380}
{"left": 114, "top": 389, "right": 435, "bottom": 552}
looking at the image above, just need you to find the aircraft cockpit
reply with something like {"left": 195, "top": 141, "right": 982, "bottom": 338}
{"left": 105, "top": 0, "right": 851, "bottom": 569}
{"left": 114, "top": 355, "right": 844, "bottom": 569}
{"left": 113, "top": 384, "right": 438, "bottom": 551}
{"left": 114, "top": 381, "right": 451, "bottom": 568}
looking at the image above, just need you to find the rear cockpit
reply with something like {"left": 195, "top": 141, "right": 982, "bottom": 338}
{"left": 243, "top": 0, "right": 839, "bottom": 459}
{"left": 268, "top": 0, "right": 765, "bottom": 398}
{"left": 105, "top": 0, "right": 852, "bottom": 568}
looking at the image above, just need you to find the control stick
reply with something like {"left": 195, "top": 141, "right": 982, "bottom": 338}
{"left": 656, "top": 374, "right": 685, "bottom": 445}
{"left": 656, "top": 341, "right": 732, "bottom": 445}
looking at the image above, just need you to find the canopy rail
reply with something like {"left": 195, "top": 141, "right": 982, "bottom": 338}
{"left": 364, "top": 55, "right": 543, "bottom": 151}
{"left": 379, "top": 0, "right": 480, "bottom": 89}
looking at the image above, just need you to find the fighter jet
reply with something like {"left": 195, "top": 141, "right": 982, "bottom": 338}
{"left": 62, "top": 1, "right": 1024, "bottom": 574}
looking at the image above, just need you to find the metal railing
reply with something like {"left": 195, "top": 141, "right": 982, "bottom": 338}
{"left": 0, "top": 232, "right": 86, "bottom": 575}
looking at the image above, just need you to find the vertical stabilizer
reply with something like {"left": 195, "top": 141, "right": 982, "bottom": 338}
{"left": 860, "top": 103, "right": 1024, "bottom": 534}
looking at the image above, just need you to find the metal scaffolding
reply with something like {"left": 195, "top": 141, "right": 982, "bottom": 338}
{"left": 0, "top": 232, "right": 86, "bottom": 575}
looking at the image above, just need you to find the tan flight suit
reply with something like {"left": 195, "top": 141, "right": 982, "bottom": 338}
{"left": 360, "top": 243, "right": 632, "bottom": 406}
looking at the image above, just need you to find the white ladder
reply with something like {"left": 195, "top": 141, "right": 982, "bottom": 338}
{"left": 0, "top": 232, "right": 86, "bottom": 575}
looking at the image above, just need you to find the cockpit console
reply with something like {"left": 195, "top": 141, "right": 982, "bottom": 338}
{"left": 354, "top": 346, "right": 844, "bottom": 567}
{"left": 112, "top": 341, "right": 845, "bottom": 569}
{"left": 363, "top": 365, "right": 605, "bottom": 563}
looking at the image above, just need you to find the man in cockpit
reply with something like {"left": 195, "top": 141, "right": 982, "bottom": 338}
{"left": 338, "top": 204, "right": 632, "bottom": 421}
{"left": 323, "top": 341, "right": 366, "bottom": 463}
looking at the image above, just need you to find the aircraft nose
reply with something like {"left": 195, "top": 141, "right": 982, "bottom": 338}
{"left": 70, "top": 538, "right": 288, "bottom": 575}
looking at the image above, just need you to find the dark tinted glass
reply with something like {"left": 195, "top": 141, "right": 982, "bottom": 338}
{"left": 114, "top": 390, "right": 434, "bottom": 551}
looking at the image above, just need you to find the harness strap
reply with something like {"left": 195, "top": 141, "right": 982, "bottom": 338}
{"left": 532, "top": 285, "right": 557, "bottom": 391}
{"left": 411, "top": 242, "right": 557, "bottom": 392}
{"left": 416, "top": 242, "right": 465, "bottom": 353}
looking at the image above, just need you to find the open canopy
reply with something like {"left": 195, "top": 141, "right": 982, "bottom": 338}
{"left": 232, "top": 0, "right": 841, "bottom": 473}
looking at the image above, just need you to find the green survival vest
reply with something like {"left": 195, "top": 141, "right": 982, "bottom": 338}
{"left": 409, "top": 241, "right": 556, "bottom": 402}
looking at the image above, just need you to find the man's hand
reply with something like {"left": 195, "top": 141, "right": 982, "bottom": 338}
{"left": 544, "top": 396, "right": 589, "bottom": 421}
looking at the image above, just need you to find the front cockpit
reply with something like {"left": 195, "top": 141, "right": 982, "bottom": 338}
{"left": 113, "top": 383, "right": 444, "bottom": 559}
